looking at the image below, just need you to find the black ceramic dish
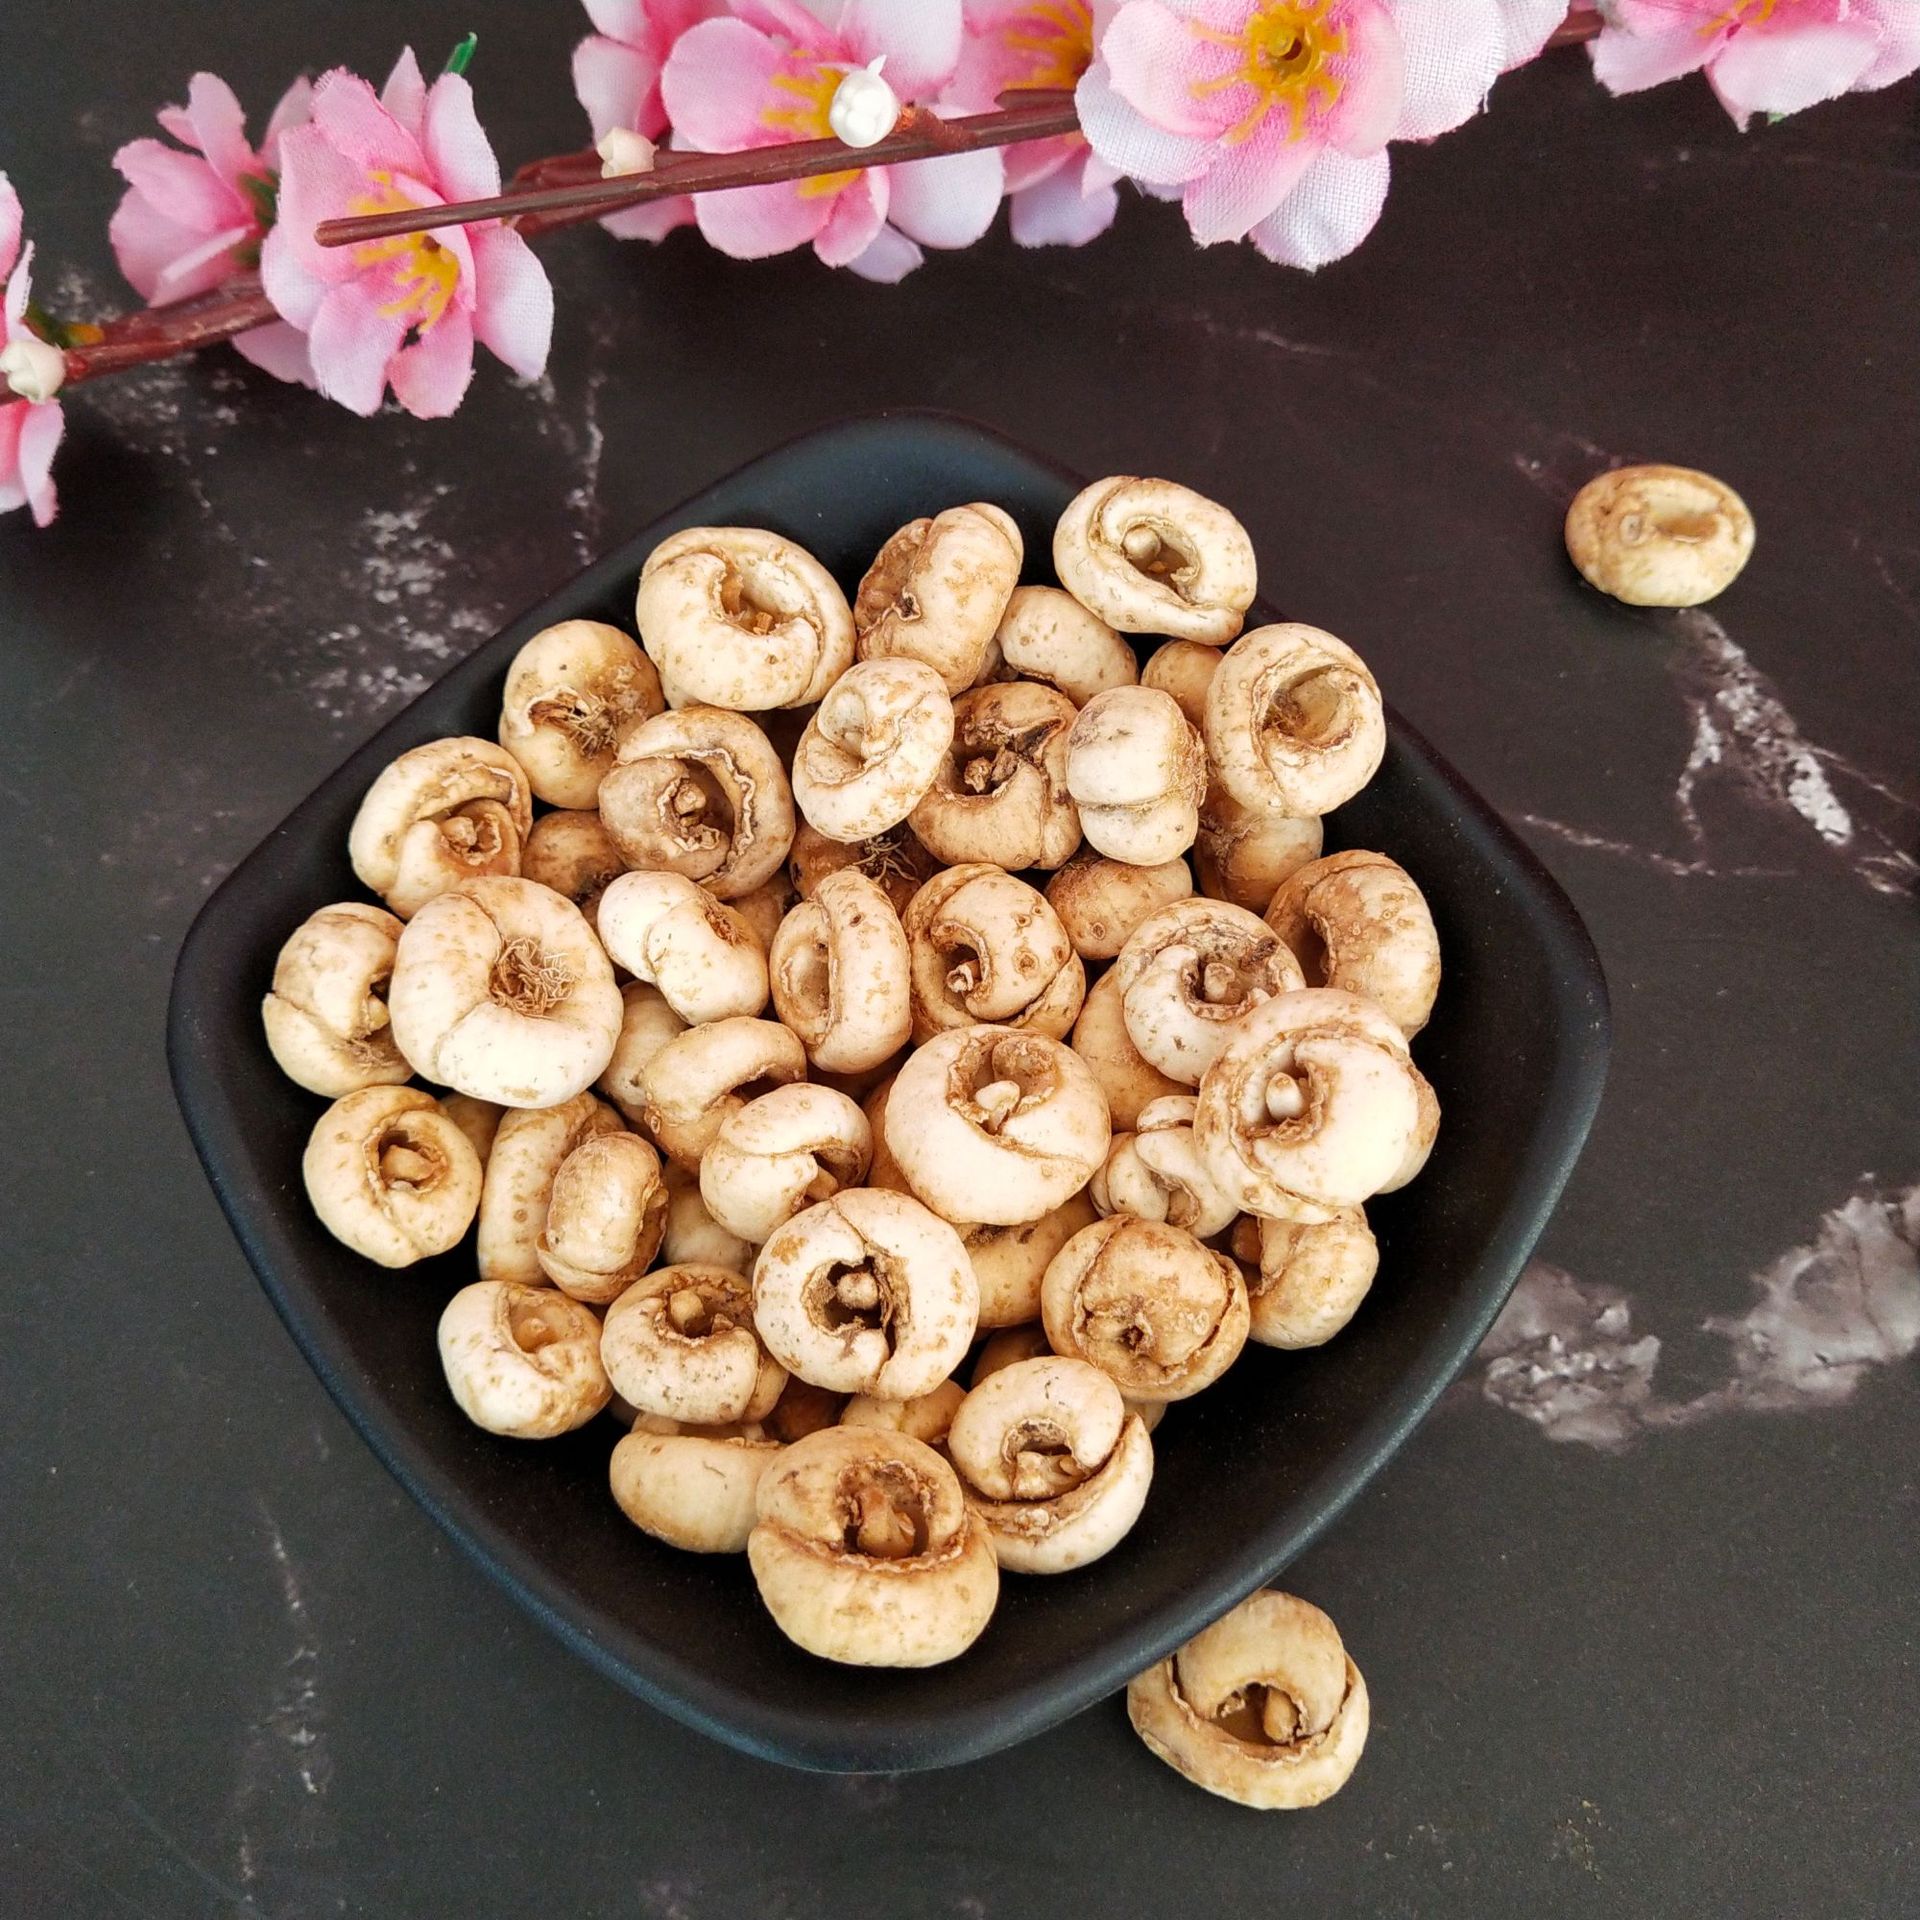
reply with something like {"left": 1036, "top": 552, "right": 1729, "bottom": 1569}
{"left": 169, "top": 413, "right": 1609, "bottom": 1773}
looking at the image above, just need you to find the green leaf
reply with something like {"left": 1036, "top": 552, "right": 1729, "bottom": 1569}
{"left": 444, "top": 32, "right": 478, "bottom": 77}
{"left": 239, "top": 170, "right": 280, "bottom": 230}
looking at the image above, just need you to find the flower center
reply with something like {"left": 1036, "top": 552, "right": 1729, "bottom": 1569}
{"left": 1001, "top": 2, "right": 1096, "bottom": 92}
{"left": 764, "top": 57, "right": 860, "bottom": 199}
{"left": 351, "top": 172, "right": 461, "bottom": 332}
{"left": 1703, "top": 0, "right": 1792, "bottom": 31}
{"left": 1192, "top": 0, "right": 1347, "bottom": 145}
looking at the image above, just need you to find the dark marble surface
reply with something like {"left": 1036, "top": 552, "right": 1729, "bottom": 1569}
{"left": 3, "top": 10, "right": 1915, "bottom": 1917}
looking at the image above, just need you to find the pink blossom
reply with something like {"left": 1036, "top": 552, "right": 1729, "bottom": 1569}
{"left": 1080, "top": 0, "right": 1562, "bottom": 271}
{"left": 110, "top": 73, "right": 311, "bottom": 302}
{"left": 1591, "top": 0, "right": 1920, "bottom": 128}
{"left": 952, "top": 2, "right": 1124, "bottom": 246}
{"left": 260, "top": 50, "right": 554, "bottom": 418}
{"left": 0, "top": 175, "right": 63, "bottom": 527}
{"left": 1391, "top": 0, "right": 1570, "bottom": 139}
{"left": 1078, "top": 1, "right": 1405, "bottom": 252}
{"left": 572, "top": 0, "right": 721, "bottom": 239}
{"left": 109, "top": 71, "right": 317, "bottom": 384}
{"left": 660, "top": 0, "right": 1003, "bottom": 282}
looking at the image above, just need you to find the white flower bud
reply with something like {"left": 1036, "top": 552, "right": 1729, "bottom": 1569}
{"left": 1, "top": 335, "right": 65, "bottom": 402}
{"left": 597, "top": 128, "right": 658, "bottom": 178}
{"left": 829, "top": 58, "right": 900, "bottom": 149}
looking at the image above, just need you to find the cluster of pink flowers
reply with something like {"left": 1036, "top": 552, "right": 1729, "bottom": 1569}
{"left": 108, "top": 47, "right": 550, "bottom": 418}
{"left": 1, "top": 174, "right": 63, "bottom": 526}
{"left": 576, "top": 0, "right": 1918, "bottom": 274}
{"left": 1593, "top": 1, "right": 1919, "bottom": 129}
{"left": 1, "top": 1, "right": 1915, "bottom": 523}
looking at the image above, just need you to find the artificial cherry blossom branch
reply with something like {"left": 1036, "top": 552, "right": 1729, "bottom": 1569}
{"left": 49, "top": 8, "right": 1621, "bottom": 397}
{"left": 6, "top": 11, "right": 1690, "bottom": 398}
{"left": 7, "top": 0, "right": 1913, "bottom": 529}
{"left": 52, "top": 92, "right": 1080, "bottom": 390}
{"left": 314, "top": 93, "right": 1083, "bottom": 250}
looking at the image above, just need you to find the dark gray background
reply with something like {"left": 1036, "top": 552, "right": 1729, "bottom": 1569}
{"left": 3, "top": 8, "right": 1915, "bottom": 1916}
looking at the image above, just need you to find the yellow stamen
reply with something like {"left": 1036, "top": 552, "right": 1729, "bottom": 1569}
{"left": 763, "top": 61, "right": 859, "bottom": 198}
{"left": 1190, "top": 0, "right": 1347, "bottom": 145}
{"left": 1001, "top": 1, "right": 1096, "bottom": 93}
{"left": 350, "top": 171, "right": 460, "bottom": 330}
{"left": 1700, "top": 0, "right": 1791, "bottom": 31}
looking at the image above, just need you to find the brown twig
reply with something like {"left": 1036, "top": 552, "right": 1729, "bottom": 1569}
{"left": 61, "top": 275, "right": 278, "bottom": 387}
{"left": 313, "top": 94, "right": 1084, "bottom": 250}
{"left": 1548, "top": 10, "right": 1604, "bottom": 48}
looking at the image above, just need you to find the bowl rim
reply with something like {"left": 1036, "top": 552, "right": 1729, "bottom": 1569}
{"left": 168, "top": 409, "right": 1610, "bottom": 1771}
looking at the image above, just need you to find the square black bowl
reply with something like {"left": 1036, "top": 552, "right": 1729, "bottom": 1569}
{"left": 169, "top": 412, "right": 1608, "bottom": 1773}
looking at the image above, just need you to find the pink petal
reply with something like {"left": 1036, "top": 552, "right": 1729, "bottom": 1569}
{"left": 1075, "top": 63, "right": 1213, "bottom": 184}
{"left": 423, "top": 75, "right": 501, "bottom": 201}
{"left": 845, "top": 223, "right": 925, "bottom": 282}
{"left": 182, "top": 72, "right": 256, "bottom": 187}
{"left": 267, "top": 128, "right": 368, "bottom": 288}
{"left": 1499, "top": 0, "right": 1573, "bottom": 70}
{"left": 1391, "top": 0, "right": 1503, "bottom": 141}
{"left": 695, "top": 178, "right": 826, "bottom": 257}
{"left": 574, "top": 35, "right": 657, "bottom": 139}
{"left": 156, "top": 104, "right": 200, "bottom": 150}
{"left": 110, "top": 140, "right": 242, "bottom": 235}
{"left": 1606, "top": 0, "right": 1705, "bottom": 30}
{"left": 108, "top": 193, "right": 199, "bottom": 303}
{"left": 1589, "top": 25, "right": 1713, "bottom": 96}
{"left": 663, "top": 18, "right": 790, "bottom": 151}
{"left": 263, "top": 75, "right": 316, "bottom": 156}
{"left": 1708, "top": 22, "right": 1879, "bottom": 126}
{"left": 885, "top": 144, "right": 1004, "bottom": 248}
{"left": 1009, "top": 158, "right": 1119, "bottom": 247}
{"left": 947, "top": 12, "right": 1015, "bottom": 112}
{"left": 381, "top": 48, "right": 430, "bottom": 140}
{"left": 313, "top": 70, "right": 428, "bottom": 180}
{"left": 307, "top": 280, "right": 410, "bottom": 416}
{"left": 585, "top": 0, "right": 650, "bottom": 39}
{"left": 433, "top": 221, "right": 479, "bottom": 315}
{"left": 840, "top": 0, "right": 964, "bottom": 96}
{"left": 3, "top": 239, "right": 30, "bottom": 332}
{"left": 1003, "top": 136, "right": 1076, "bottom": 195}
{"left": 260, "top": 225, "right": 327, "bottom": 331}
{"left": 468, "top": 226, "right": 553, "bottom": 377}
{"left": 0, "top": 175, "right": 21, "bottom": 281}
{"left": 1323, "top": 1, "right": 1405, "bottom": 153}
{"left": 231, "top": 319, "right": 317, "bottom": 387}
{"left": 148, "top": 222, "right": 255, "bottom": 306}
{"left": 602, "top": 194, "right": 698, "bottom": 240}
{"left": 814, "top": 172, "right": 890, "bottom": 266}
{"left": 17, "top": 400, "right": 63, "bottom": 527}
{"left": 1859, "top": 13, "right": 1920, "bottom": 90}
{"left": 1182, "top": 125, "right": 1318, "bottom": 246}
{"left": 1248, "top": 145, "right": 1388, "bottom": 270}
{"left": 0, "top": 403, "right": 26, "bottom": 518}
{"left": 389, "top": 308, "right": 476, "bottom": 417}
{"left": 1102, "top": 3, "right": 1221, "bottom": 137}
{"left": 732, "top": 0, "right": 834, "bottom": 41}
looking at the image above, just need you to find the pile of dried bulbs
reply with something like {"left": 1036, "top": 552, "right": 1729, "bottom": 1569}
{"left": 265, "top": 474, "right": 1445, "bottom": 1808}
